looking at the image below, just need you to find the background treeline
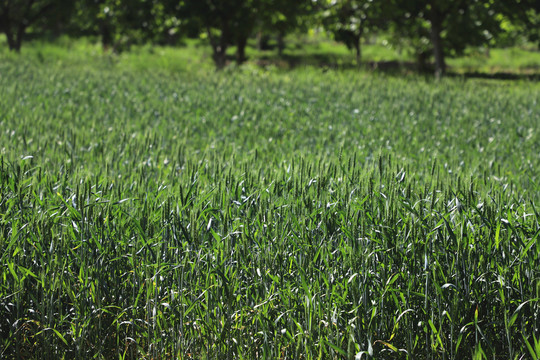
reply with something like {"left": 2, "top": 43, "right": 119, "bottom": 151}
{"left": 1, "top": 0, "right": 539, "bottom": 76}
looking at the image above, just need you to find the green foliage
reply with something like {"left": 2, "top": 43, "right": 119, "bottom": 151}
{"left": 316, "top": 0, "right": 399, "bottom": 63}
{"left": 0, "top": 56, "right": 539, "bottom": 359}
{"left": 175, "top": 0, "right": 312, "bottom": 67}
{"left": 387, "top": 0, "right": 507, "bottom": 76}
{"left": 67, "top": 0, "right": 171, "bottom": 52}
{"left": 493, "top": 0, "right": 540, "bottom": 49}
{"left": 174, "top": 0, "right": 260, "bottom": 67}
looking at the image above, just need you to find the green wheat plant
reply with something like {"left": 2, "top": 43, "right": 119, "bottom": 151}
{"left": 0, "top": 55, "right": 539, "bottom": 359}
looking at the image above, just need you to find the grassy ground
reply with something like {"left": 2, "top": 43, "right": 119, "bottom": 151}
{"left": 1, "top": 33, "right": 539, "bottom": 75}
{"left": 0, "top": 42, "right": 539, "bottom": 359}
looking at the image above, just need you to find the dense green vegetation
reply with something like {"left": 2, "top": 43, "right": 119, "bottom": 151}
{"left": 2, "top": 34, "right": 540, "bottom": 77}
{"left": 0, "top": 53, "right": 539, "bottom": 359}
{"left": 2, "top": 0, "right": 539, "bottom": 75}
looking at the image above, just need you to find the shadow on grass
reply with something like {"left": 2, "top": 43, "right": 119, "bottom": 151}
{"left": 447, "top": 71, "right": 540, "bottom": 81}
{"left": 254, "top": 53, "right": 540, "bottom": 80}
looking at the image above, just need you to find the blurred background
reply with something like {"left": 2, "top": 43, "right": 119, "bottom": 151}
{"left": 1, "top": 0, "right": 539, "bottom": 76}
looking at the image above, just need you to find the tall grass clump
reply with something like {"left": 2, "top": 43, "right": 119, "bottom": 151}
{"left": 0, "top": 57, "right": 539, "bottom": 359}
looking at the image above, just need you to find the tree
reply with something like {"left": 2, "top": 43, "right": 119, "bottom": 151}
{"left": 394, "top": 0, "right": 504, "bottom": 78}
{"left": 174, "top": 0, "right": 312, "bottom": 68}
{"left": 316, "top": 0, "right": 398, "bottom": 66}
{"left": 174, "top": 0, "right": 258, "bottom": 68}
{"left": 257, "top": 0, "right": 313, "bottom": 56}
{"left": 68, "top": 0, "right": 169, "bottom": 52}
{"left": 0, "top": 0, "right": 72, "bottom": 52}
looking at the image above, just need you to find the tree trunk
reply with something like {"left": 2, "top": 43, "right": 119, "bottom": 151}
{"left": 354, "top": 35, "right": 362, "bottom": 67}
{"left": 428, "top": 10, "right": 446, "bottom": 78}
{"left": 1, "top": 1, "right": 54, "bottom": 53}
{"left": 100, "top": 21, "right": 114, "bottom": 52}
{"left": 207, "top": 26, "right": 229, "bottom": 69}
{"left": 213, "top": 46, "right": 228, "bottom": 69}
{"left": 417, "top": 51, "right": 429, "bottom": 72}
{"left": 5, "top": 31, "right": 17, "bottom": 52}
{"left": 236, "top": 35, "right": 247, "bottom": 65}
{"left": 277, "top": 31, "right": 285, "bottom": 56}
{"left": 257, "top": 31, "right": 262, "bottom": 50}
{"left": 13, "top": 32, "right": 22, "bottom": 52}
{"left": 257, "top": 32, "right": 270, "bottom": 50}
{"left": 5, "top": 27, "right": 23, "bottom": 52}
